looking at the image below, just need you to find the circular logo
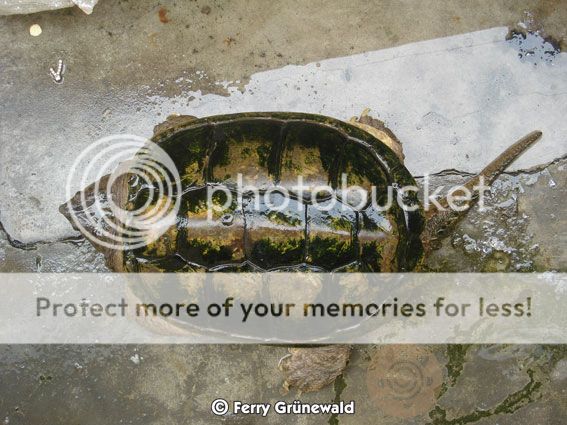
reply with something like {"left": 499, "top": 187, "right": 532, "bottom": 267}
{"left": 211, "top": 398, "right": 229, "bottom": 416}
{"left": 65, "top": 134, "right": 181, "bottom": 251}
{"left": 366, "top": 345, "right": 443, "bottom": 418}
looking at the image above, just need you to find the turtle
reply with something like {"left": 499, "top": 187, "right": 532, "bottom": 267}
{"left": 60, "top": 110, "right": 541, "bottom": 394}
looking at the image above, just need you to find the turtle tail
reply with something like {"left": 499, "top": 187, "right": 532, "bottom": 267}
{"left": 421, "top": 130, "right": 543, "bottom": 253}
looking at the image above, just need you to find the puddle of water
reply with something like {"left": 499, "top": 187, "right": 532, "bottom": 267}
{"left": 506, "top": 29, "right": 560, "bottom": 65}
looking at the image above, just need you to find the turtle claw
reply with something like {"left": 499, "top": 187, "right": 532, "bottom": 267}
{"left": 359, "top": 107, "right": 372, "bottom": 118}
{"left": 278, "top": 346, "right": 351, "bottom": 394}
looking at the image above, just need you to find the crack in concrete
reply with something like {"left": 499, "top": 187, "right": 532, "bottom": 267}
{"left": 428, "top": 369, "right": 542, "bottom": 425}
{"left": 414, "top": 154, "right": 567, "bottom": 179}
{"left": 0, "top": 219, "right": 82, "bottom": 251}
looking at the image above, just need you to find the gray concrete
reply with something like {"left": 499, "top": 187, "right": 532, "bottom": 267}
{"left": 0, "top": 1, "right": 566, "bottom": 424}
{"left": 0, "top": 344, "right": 565, "bottom": 424}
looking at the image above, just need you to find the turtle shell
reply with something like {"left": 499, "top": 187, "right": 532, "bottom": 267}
{"left": 123, "top": 113, "right": 423, "bottom": 273}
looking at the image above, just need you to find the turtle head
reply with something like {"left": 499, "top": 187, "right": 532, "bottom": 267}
{"left": 59, "top": 173, "right": 128, "bottom": 271}
{"left": 421, "top": 130, "right": 543, "bottom": 254}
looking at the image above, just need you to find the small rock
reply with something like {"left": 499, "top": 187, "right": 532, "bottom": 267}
{"left": 551, "top": 359, "right": 567, "bottom": 382}
{"left": 29, "top": 24, "right": 41, "bottom": 37}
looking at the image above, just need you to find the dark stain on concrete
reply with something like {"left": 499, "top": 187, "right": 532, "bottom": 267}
{"left": 158, "top": 6, "right": 170, "bottom": 23}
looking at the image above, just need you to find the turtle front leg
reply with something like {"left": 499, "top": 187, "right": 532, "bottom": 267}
{"left": 349, "top": 108, "right": 405, "bottom": 162}
{"left": 152, "top": 114, "right": 198, "bottom": 137}
{"left": 278, "top": 345, "right": 351, "bottom": 394}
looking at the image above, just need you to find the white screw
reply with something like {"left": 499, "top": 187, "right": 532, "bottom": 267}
{"left": 49, "top": 59, "right": 65, "bottom": 84}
